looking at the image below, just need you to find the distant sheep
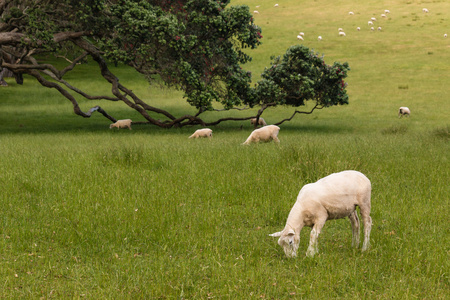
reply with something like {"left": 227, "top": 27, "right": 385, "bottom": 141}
{"left": 250, "top": 117, "right": 267, "bottom": 127}
{"left": 270, "top": 170, "right": 372, "bottom": 257}
{"left": 253, "top": 10, "right": 259, "bottom": 14}
{"left": 357, "top": 27, "right": 361, "bottom": 31}
{"left": 377, "top": 27, "right": 382, "bottom": 31}
{"left": 274, "top": 4, "right": 279, "bottom": 7}
{"left": 368, "top": 21, "right": 373, "bottom": 26}
{"left": 339, "top": 31, "right": 346, "bottom": 36}
{"left": 299, "top": 32, "right": 305, "bottom": 36}
{"left": 398, "top": 107, "right": 411, "bottom": 118}
{"left": 189, "top": 128, "right": 213, "bottom": 139}
{"left": 110, "top": 119, "right": 132, "bottom": 130}
{"left": 444, "top": 34, "right": 447, "bottom": 38}
{"left": 318, "top": 36, "right": 322, "bottom": 41}
{"left": 385, "top": 9, "right": 390, "bottom": 14}
{"left": 349, "top": 12, "right": 354, "bottom": 15}
{"left": 371, "top": 17, "right": 377, "bottom": 21}
{"left": 243, "top": 125, "right": 280, "bottom": 145}
{"left": 297, "top": 35, "right": 304, "bottom": 40}
{"left": 338, "top": 28, "right": 344, "bottom": 32}
{"left": 423, "top": 8, "right": 429, "bottom": 13}
{"left": 381, "top": 14, "right": 387, "bottom": 18}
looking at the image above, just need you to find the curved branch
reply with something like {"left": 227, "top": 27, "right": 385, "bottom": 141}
{"left": 273, "top": 104, "right": 323, "bottom": 126}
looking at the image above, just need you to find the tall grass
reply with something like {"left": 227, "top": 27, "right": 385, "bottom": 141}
{"left": 0, "top": 0, "right": 449, "bottom": 298}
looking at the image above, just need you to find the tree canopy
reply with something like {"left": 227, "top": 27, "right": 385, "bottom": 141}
{"left": 0, "top": 0, "right": 350, "bottom": 128}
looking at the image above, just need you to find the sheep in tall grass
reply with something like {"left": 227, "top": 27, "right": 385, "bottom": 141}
{"left": 269, "top": 170, "right": 372, "bottom": 258}
{"left": 250, "top": 117, "right": 267, "bottom": 127}
{"left": 398, "top": 107, "right": 411, "bottom": 118}
{"left": 189, "top": 128, "right": 213, "bottom": 139}
{"left": 109, "top": 119, "right": 132, "bottom": 130}
{"left": 243, "top": 125, "right": 280, "bottom": 145}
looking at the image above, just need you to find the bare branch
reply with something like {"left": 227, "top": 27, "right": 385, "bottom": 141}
{"left": 273, "top": 104, "right": 323, "bottom": 126}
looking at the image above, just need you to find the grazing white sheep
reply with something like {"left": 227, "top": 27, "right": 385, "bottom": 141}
{"left": 189, "top": 128, "right": 213, "bottom": 139}
{"left": 297, "top": 35, "right": 304, "bottom": 40}
{"left": 381, "top": 14, "right": 387, "bottom": 18}
{"left": 299, "top": 32, "right": 305, "bottom": 36}
{"left": 444, "top": 34, "right": 447, "bottom": 38}
{"left": 318, "top": 36, "right": 322, "bottom": 41}
{"left": 250, "top": 117, "right": 267, "bottom": 127}
{"left": 109, "top": 119, "right": 132, "bottom": 130}
{"left": 385, "top": 9, "right": 390, "bottom": 14}
{"left": 270, "top": 170, "right": 372, "bottom": 258}
{"left": 377, "top": 27, "right": 382, "bottom": 31}
{"left": 243, "top": 125, "right": 280, "bottom": 145}
{"left": 274, "top": 4, "right": 279, "bottom": 7}
{"left": 349, "top": 12, "right": 354, "bottom": 15}
{"left": 371, "top": 27, "right": 375, "bottom": 31}
{"left": 371, "top": 17, "right": 377, "bottom": 21}
{"left": 423, "top": 8, "right": 429, "bottom": 13}
{"left": 253, "top": 10, "right": 259, "bottom": 14}
{"left": 368, "top": 21, "right": 373, "bottom": 26}
{"left": 338, "top": 28, "right": 344, "bottom": 32}
{"left": 357, "top": 27, "right": 361, "bottom": 31}
{"left": 398, "top": 107, "right": 411, "bottom": 118}
{"left": 339, "top": 31, "right": 346, "bottom": 37}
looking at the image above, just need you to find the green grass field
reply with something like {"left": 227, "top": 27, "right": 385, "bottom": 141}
{"left": 0, "top": 0, "right": 448, "bottom": 298}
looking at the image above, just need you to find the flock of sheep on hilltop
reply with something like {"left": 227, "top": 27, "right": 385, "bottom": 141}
{"left": 253, "top": 4, "right": 447, "bottom": 41}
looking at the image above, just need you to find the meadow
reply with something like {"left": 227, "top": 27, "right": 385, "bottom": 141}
{"left": 0, "top": 0, "right": 449, "bottom": 298}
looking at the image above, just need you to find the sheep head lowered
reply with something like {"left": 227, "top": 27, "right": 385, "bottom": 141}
{"left": 269, "top": 228, "right": 300, "bottom": 258}
{"left": 270, "top": 170, "right": 372, "bottom": 258}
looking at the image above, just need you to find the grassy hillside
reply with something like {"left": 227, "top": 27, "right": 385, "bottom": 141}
{"left": 0, "top": 0, "right": 448, "bottom": 298}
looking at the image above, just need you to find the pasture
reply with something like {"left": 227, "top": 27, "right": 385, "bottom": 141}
{"left": 0, "top": 0, "right": 449, "bottom": 298}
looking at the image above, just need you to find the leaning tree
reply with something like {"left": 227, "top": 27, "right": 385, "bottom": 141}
{"left": 0, "top": 0, "right": 349, "bottom": 128}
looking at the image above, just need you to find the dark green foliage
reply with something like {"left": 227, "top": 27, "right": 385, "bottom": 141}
{"left": 256, "top": 45, "right": 350, "bottom": 108}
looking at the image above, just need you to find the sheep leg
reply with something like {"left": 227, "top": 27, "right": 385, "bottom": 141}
{"left": 349, "top": 211, "right": 360, "bottom": 248}
{"left": 359, "top": 204, "right": 372, "bottom": 251}
{"left": 306, "top": 219, "right": 326, "bottom": 257}
{"left": 272, "top": 135, "right": 280, "bottom": 143}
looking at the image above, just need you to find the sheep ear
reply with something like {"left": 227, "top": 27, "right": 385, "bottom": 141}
{"left": 287, "top": 229, "right": 295, "bottom": 236}
{"left": 269, "top": 231, "right": 283, "bottom": 237}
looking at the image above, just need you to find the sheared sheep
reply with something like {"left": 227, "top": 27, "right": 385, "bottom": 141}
{"left": 243, "top": 125, "right": 280, "bottom": 145}
{"left": 250, "top": 117, "right": 267, "bottom": 127}
{"left": 398, "top": 107, "right": 411, "bottom": 118}
{"left": 270, "top": 170, "right": 372, "bottom": 258}
{"left": 189, "top": 128, "right": 213, "bottom": 139}
{"left": 109, "top": 119, "right": 132, "bottom": 130}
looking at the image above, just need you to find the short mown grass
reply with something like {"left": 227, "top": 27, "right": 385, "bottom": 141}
{"left": 1, "top": 0, "right": 449, "bottom": 298}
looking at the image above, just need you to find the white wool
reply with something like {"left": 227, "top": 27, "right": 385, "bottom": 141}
{"left": 339, "top": 31, "right": 346, "bottom": 36}
{"left": 251, "top": 117, "right": 267, "bottom": 126}
{"left": 398, "top": 107, "right": 411, "bottom": 118}
{"left": 270, "top": 171, "right": 372, "bottom": 258}
{"left": 189, "top": 128, "right": 213, "bottom": 139}
{"left": 243, "top": 125, "right": 280, "bottom": 145}
{"left": 109, "top": 119, "right": 132, "bottom": 130}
